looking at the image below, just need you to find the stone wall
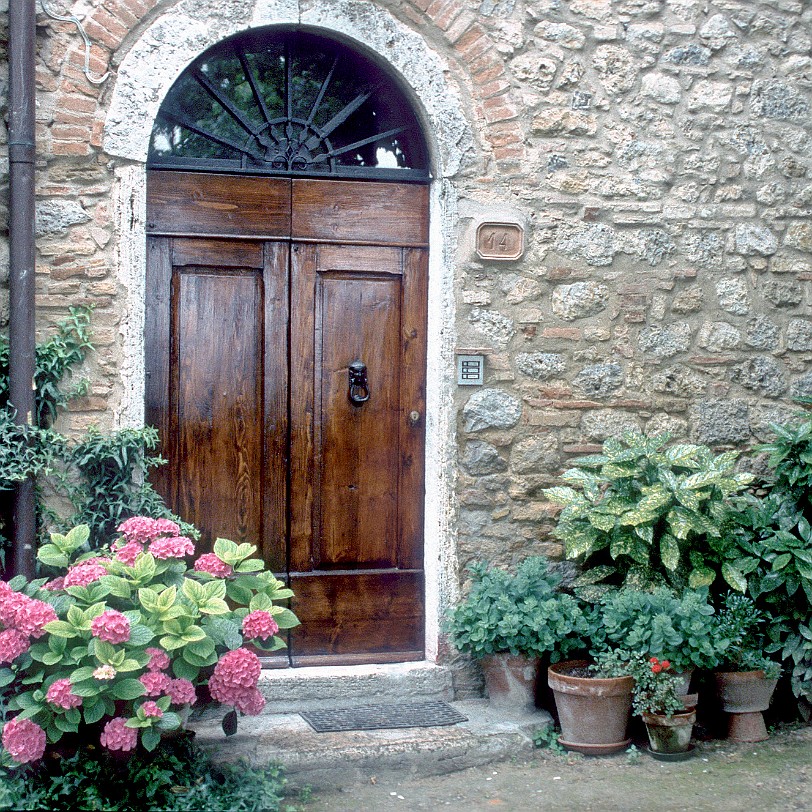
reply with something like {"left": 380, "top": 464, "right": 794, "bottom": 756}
{"left": 449, "top": 0, "right": 812, "bottom": 573}
{"left": 0, "top": 0, "right": 811, "bottom": 588}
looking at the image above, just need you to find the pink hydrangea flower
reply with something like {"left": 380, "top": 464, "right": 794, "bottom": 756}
{"left": 148, "top": 536, "right": 195, "bottom": 560}
{"left": 167, "top": 678, "right": 197, "bottom": 706}
{"left": 0, "top": 629, "right": 30, "bottom": 664}
{"left": 208, "top": 678, "right": 266, "bottom": 715}
{"left": 140, "top": 670, "right": 171, "bottom": 696}
{"left": 114, "top": 541, "right": 144, "bottom": 567}
{"left": 64, "top": 559, "right": 109, "bottom": 588}
{"left": 233, "top": 687, "right": 266, "bottom": 716}
{"left": 43, "top": 577, "right": 65, "bottom": 591}
{"left": 207, "top": 648, "right": 264, "bottom": 712}
{"left": 13, "top": 599, "right": 57, "bottom": 639}
{"left": 146, "top": 647, "right": 170, "bottom": 672}
{"left": 193, "top": 553, "right": 233, "bottom": 578}
{"left": 0, "top": 581, "right": 11, "bottom": 596}
{"left": 2, "top": 717, "right": 46, "bottom": 763}
{"left": 0, "top": 590, "right": 32, "bottom": 628}
{"left": 242, "top": 610, "right": 279, "bottom": 641}
{"left": 140, "top": 700, "right": 163, "bottom": 718}
{"left": 117, "top": 516, "right": 180, "bottom": 544}
{"left": 91, "top": 610, "right": 131, "bottom": 644}
{"left": 46, "top": 678, "right": 83, "bottom": 710}
{"left": 100, "top": 717, "right": 138, "bottom": 752}
{"left": 211, "top": 648, "right": 261, "bottom": 690}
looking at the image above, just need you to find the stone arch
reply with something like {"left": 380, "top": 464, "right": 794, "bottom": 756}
{"left": 46, "top": 0, "right": 525, "bottom": 167}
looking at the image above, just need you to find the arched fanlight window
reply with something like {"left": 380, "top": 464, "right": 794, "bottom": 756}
{"left": 148, "top": 28, "right": 430, "bottom": 181}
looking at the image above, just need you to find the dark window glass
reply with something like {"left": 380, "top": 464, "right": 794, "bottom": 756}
{"left": 148, "top": 29, "right": 429, "bottom": 180}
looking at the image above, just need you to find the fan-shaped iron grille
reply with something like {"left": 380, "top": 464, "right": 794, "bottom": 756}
{"left": 148, "top": 28, "right": 430, "bottom": 181}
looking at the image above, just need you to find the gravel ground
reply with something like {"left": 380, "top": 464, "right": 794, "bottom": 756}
{"left": 304, "top": 725, "right": 812, "bottom": 812}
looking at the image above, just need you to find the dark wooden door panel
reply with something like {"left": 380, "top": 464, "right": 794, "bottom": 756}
{"left": 289, "top": 571, "right": 424, "bottom": 665}
{"left": 174, "top": 270, "right": 263, "bottom": 545}
{"left": 316, "top": 272, "right": 401, "bottom": 567}
{"left": 292, "top": 179, "right": 429, "bottom": 246}
{"left": 147, "top": 171, "right": 291, "bottom": 238}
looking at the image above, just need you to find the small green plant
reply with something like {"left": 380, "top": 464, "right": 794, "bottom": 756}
{"left": 589, "top": 647, "right": 633, "bottom": 679}
{"left": 629, "top": 656, "right": 684, "bottom": 717}
{"left": 445, "top": 557, "right": 590, "bottom": 660}
{"left": 625, "top": 743, "right": 641, "bottom": 764}
{"left": 544, "top": 431, "right": 753, "bottom": 598}
{"left": 533, "top": 726, "right": 565, "bottom": 753}
{"left": 713, "top": 593, "right": 781, "bottom": 678}
{"left": 595, "top": 587, "right": 718, "bottom": 672}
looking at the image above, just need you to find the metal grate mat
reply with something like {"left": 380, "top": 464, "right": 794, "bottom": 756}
{"left": 300, "top": 701, "right": 468, "bottom": 733}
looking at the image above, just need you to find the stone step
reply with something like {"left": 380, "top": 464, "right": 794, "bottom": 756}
{"left": 254, "top": 661, "right": 455, "bottom": 714}
{"left": 192, "top": 700, "right": 552, "bottom": 791}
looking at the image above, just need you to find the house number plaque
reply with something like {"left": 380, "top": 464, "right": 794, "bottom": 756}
{"left": 476, "top": 222, "right": 524, "bottom": 261}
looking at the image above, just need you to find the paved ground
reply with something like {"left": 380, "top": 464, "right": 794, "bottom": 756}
{"left": 303, "top": 724, "right": 812, "bottom": 812}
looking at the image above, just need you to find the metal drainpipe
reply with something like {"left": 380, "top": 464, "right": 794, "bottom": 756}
{"left": 8, "top": 0, "right": 38, "bottom": 578}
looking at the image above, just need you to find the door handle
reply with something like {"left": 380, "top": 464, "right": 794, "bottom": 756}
{"left": 348, "top": 360, "right": 370, "bottom": 406}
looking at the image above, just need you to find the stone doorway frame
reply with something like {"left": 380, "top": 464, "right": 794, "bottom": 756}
{"left": 104, "top": 0, "right": 473, "bottom": 664}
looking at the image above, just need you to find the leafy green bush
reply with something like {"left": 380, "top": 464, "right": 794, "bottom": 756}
{"left": 544, "top": 431, "right": 753, "bottom": 599}
{"left": 445, "top": 557, "right": 590, "bottom": 660}
{"left": 728, "top": 413, "right": 812, "bottom": 697}
{"left": 595, "top": 587, "right": 718, "bottom": 672}
{"left": 0, "top": 734, "right": 295, "bottom": 811}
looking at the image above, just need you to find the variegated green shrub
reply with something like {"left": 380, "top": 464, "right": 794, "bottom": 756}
{"left": 544, "top": 431, "right": 753, "bottom": 599}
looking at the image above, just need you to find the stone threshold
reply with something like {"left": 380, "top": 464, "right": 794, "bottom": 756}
{"left": 192, "top": 700, "right": 552, "bottom": 791}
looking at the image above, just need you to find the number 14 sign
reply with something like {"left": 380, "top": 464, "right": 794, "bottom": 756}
{"left": 475, "top": 222, "right": 525, "bottom": 261}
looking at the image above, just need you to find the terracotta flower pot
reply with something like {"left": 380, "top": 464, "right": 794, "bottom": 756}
{"left": 547, "top": 659, "right": 634, "bottom": 755}
{"left": 714, "top": 670, "right": 778, "bottom": 742}
{"left": 642, "top": 709, "right": 696, "bottom": 754}
{"left": 480, "top": 653, "right": 539, "bottom": 711}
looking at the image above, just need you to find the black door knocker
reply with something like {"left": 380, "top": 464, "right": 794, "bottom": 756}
{"left": 348, "top": 360, "right": 370, "bottom": 406}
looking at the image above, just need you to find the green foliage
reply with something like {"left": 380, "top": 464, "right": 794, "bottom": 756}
{"left": 712, "top": 593, "right": 781, "bottom": 678}
{"left": 0, "top": 307, "right": 189, "bottom": 561}
{"left": 533, "top": 726, "right": 565, "bottom": 753}
{"left": 544, "top": 431, "right": 752, "bottom": 597}
{"left": 60, "top": 426, "right": 195, "bottom": 548}
{"left": 0, "top": 735, "right": 296, "bottom": 811}
{"left": 727, "top": 412, "right": 812, "bottom": 697}
{"left": 0, "top": 306, "right": 93, "bottom": 429}
{"left": 445, "top": 557, "right": 590, "bottom": 660}
{"left": 595, "top": 587, "right": 719, "bottom": 672}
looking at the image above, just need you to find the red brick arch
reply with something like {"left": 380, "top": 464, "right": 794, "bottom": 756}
{"left": 42, "top": 0, "right": 525, "bottom": 166}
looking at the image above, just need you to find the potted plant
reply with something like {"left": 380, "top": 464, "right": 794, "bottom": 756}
{"left": 547, "top": 647, "right": 634, "bottom": 755}
{"left": 0, "top": 519, "right": 300, "bottom": 766}
{"left": 712, "top": 593, "right": 781, "bottom": 742}
{"left": 595, "top": 587, "right": 719, "bottom": 695}
{"left": 446, "top": 557, "right": 590, "bottom": 711}
{"left": 630, "top": 655, "right": 696, "bottom": 759}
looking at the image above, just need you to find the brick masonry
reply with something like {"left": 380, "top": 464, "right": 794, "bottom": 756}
{"left": 1, "top": 0, "right": 811, "bottom": 581}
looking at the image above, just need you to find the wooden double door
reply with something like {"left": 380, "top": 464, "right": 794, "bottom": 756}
{"left": 145, "top": 171, "right": 428, "bottom": 665}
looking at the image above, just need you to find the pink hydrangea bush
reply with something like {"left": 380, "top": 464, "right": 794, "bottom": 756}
{"left": 0, "top": 521, "right": 299, "bottom": 765}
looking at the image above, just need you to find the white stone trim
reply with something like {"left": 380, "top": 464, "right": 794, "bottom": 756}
{"left": 106, "top": 0, "right": 469, "bottom": 664}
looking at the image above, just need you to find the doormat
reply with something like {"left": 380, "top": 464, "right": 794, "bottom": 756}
{"left": 300, "top": 701, "right": 468, "bottom": 733}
